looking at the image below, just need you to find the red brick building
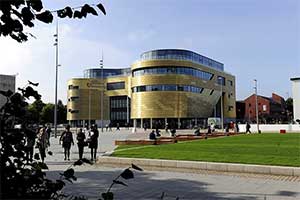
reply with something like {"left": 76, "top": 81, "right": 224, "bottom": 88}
{"left": 243, "top": 93, "right": 286, "bottom": 123}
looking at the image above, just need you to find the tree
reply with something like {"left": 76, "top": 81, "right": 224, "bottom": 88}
{"left": 0, "top": 82, "right": 142, "bottom": 199}
{"left": 286, "top": 98, "right": 293, "bottom": 113}
{"left": 0, "top": 0, "right": 106, "bottom": 42}
{"left": 285, "top": 98, "right": 293, "bottom": 122}
{"left": 41, "top": 103, "right": 54, "bottom": 124}
{"left": 57, "top": 100, "right": 67, "bottom": 124}
{"left": 41, "top": 100, "right": 67, "bottom": 124}
{"left": 27, "top": 99, "right": 45, "bottom": 124}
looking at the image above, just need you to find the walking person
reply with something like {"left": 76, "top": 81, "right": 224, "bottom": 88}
{"left": 246, "top": 122, "right": 251, "bottom": 134}
{"left": 36, "top": 127, "right": 49, "bottom": 163}
{"left": 116, "top": 123, "right": 120, "bottom": 131}
{"left": 88, "top": 124, "right": 99, "bottom": 161}
{"left": 76, "top": 128, "right": 86, "bottom": 160}
{"left": 46, "top": 124, "right": 52, "bottom": 145}
{"left": 25, "top": 128, "right": 36, "bottom": 163}
{"left": 165, "top": 123, "right": 169, "bottom": 133}
{"left": 59, "top": 125, "right": 74, "bottom": 161}
{"left": 108, "top": 122, "right": 112, "bottom": 132}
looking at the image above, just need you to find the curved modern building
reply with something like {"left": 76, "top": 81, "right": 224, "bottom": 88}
{"left": 67, "top": 49, "right": 236, "bottom": 129}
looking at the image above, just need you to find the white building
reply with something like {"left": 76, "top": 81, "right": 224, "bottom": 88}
{"left": 0, "top": 74, "right": 16, "bottom": 108}
{"left": 291, "top": 77, "right": 300, "bottom": 122}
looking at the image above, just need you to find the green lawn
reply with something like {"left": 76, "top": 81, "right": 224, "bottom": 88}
{"left": 112, "top": 133, "right": 300, "bottom": 167}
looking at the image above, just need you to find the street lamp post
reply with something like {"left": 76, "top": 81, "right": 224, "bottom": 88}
{"left": 100, "top": 54, "right": 104, "bottom": 132}
{"left": 53, "top": 20, "right": 59, "bottom": 138}
{"left": 254, "top": 79, "right": 260, "bottom": 133}
{"left": 88, "top": 81, "right": 91, "bottom": 130}
{"left": 218, "top": 77, "right": 224, "bottom": 132}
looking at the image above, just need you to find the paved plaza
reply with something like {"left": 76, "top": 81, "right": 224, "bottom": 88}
{"left": 44, "top": 129, "right": 300, "bottom": 200}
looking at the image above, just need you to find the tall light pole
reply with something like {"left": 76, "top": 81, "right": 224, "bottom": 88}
{"left": 218, "top": 77, "right": 224, "bottom": 132}
{"left": 254, "top": 79, "right": 260, "bottom": 133}
{"left": 53, "top": 20, "right": 59, "bottom": 138}
{"left": 88, "top": 80, "right": 91, "bottom": 130}
{"left": 100, "top": 52, "right": 104, "bottom": 132}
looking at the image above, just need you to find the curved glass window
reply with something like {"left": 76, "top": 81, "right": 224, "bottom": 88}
{"left": 132, "top": 66, "right": 213, "bottom": 81}
{"left": 140, "top": 49, "right": 224, "bottom": 71}
{"left": 132, "top": 84, "right": 204, "bottom": 94}
{"left": 84, "top": 68, "right": 131, "bottom": 78}
{"left": 107, "top": 82, "right": 125, "bottom": 90}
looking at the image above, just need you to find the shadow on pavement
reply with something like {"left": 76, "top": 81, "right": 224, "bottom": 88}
{"left": 46, "top": 168, "right": 281, "bottom": 200}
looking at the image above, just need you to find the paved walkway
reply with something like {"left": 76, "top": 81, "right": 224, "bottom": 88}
{"left": 43, "top": 130, "right": 300, "bottom": 200}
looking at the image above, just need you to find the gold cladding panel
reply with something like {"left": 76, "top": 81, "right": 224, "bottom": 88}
{"left": 131, "top": 59, "right": 236, "bottom": 119}
{"left": 67, "top": 77, "right": 130, "bottom": 121}
{"left": 131, "top": 92, "right": 214, "bottom": 119}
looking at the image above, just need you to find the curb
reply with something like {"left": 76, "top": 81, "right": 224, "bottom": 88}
{"left": 97, "top": 156, "right": 300, "bottom": 177}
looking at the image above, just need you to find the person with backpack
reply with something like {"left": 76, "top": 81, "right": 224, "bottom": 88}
{"left": 76, "top": 128, "right": 86, "bottom": 160}
{"left": 59, "top": 125, "right": 74, "bottom": 161}
{"left": 88, "top": 124, "right": 99, "bottom": 161}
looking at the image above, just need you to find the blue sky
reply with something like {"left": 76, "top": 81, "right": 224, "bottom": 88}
{"left": 0, "top": 0, "right": 299, "bottom": 103}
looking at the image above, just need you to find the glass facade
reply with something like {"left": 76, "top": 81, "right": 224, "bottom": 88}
{"left": 110, "top": 96, "right": 130, "bottom": 124}
{"left": 132, "top": 84, "right": 204, "bottom": 94}
{"left": 132, "top": 66, "right": 213, "bottom": 81}
{"left": 107, "top": 82, "right": 125, "bottom": 90}
{"left": 84, "top": 68, "right": 131, "bottom": 78}
{"left": 140, "top": 49, "right": 224, "bottom": 71}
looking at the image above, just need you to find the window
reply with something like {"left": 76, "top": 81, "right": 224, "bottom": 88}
{"left": 140, "top": 50, "right": 224, "bottom": 71}
{"left": 70, "top": 96, "right": 79, "bottom": 101}
{"left": 164, "top": 85, "right": 176, "bottom": 91}
{"left": 228, "top": 80, "right": 233, "bottom": 86}
{"left": 110, "top": 96, "right": 130, "bottom": 121}
{"left": 132, "top": 66, "right": 212, "bottom": 81}
{"left": 69, "top": 109, "right": 79, "bottom": 113}
{"left": 132, "top": 84, "right": 203, "bottom": 94}
{"left": 107, "top": 82, "right": 125, "bottom": 90}
{"left": 249, "top": 103, "right": 251, "bottom": 107}
{"left": 177, "top": 85, "right": 184, "bottom": 91}
{"left": 217, "top": 76, "right": 225, "bottom": 86}
{"left": 68, "top": 85, "right": 79, "bottom": 90}
{"left": 263, "top": 105, "right": 267, "bottom": 111}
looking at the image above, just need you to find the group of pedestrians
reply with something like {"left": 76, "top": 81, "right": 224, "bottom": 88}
{"left": 24, "top": 124, "right": 51, "bottom": 163}
{"left": 59, "top": 124, "right": 99, "bottom": 161}
{"left": 24, "top": 124, "right": 100, "bottom": 164}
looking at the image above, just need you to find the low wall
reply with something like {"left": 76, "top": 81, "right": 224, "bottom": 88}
{"left": 97, "top": 157, "right": 300, "bottom": 177}
{"left": 239, "top": 124, "right": 300, "bottom": 133}
{"left": 115, "top": 139, "right": 176, "bottom": 145}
